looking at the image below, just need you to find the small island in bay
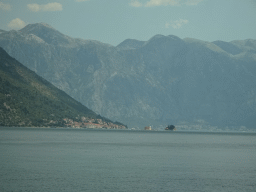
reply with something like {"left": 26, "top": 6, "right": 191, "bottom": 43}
{"left": 165, "top": 125, "right": 176, "bottom": 131}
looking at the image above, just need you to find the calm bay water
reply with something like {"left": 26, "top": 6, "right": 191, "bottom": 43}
{"left": 0, "top": 127, "right": 255, "bottom": 192}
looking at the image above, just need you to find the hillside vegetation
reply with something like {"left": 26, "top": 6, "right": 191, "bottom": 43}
{"left": 0, "top": 47, "right": 126, "bottom": 128}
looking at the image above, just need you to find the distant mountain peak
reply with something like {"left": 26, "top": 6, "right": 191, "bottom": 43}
{"left": 149, "top": 34, "right": 181, "bottom": 41}
{"left": 19, "top": 22, "right": 62, "bottom": 37}
{"left": 117, "top": 35, "right": 183, "bottom": 50}
{"left": 143, "top": 34, "right": 183, "bottom": 48}
{"left": 116, "top": 38, "right": 145, "bottom": 50}
{"left": 38, "top": 22, "right": 54, "bottom": 28}
{"left": 151, "top": 34, "right": 166, "bottom": 39}
{"left": 19, "top": 22, "right": 74, "bottom": 46}
{"left": 20, "top": 22, "right": 55, "bottom": 32}
{"left": 167, "top": 35, "right": 182, "bottom": 40}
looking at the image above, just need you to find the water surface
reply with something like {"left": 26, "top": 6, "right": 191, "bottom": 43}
{"left": 0, "top": 128, "right": 255, "bottom": 192}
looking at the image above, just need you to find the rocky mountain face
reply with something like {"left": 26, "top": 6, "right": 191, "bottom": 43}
{"left": 0, "top": 23, "right": 256, "bottom": 129}
{"left": 0, "top": 47, "right": 126, "bottom": 128}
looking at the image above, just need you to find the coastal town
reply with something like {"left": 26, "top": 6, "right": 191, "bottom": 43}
{"left": 62, "top": 117, "right": 127, "bottom": 129}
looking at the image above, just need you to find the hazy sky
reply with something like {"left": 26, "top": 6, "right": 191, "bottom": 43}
{"left": 1, "top": 0, "right": 256, "bottom": 45}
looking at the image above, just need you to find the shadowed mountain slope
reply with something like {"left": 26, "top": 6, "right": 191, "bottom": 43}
{"left": 0, "top": 47, "right": 126, "bottom": 128}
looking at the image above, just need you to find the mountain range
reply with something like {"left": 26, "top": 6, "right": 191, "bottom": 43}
{"left": 0, "top": 23, "right": 255, "bottom": 129}
{"left": 0, "top": 47, "right": 126, "bottom": 128}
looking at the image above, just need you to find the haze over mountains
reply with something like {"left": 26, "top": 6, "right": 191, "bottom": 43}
{"left": 0, "top": 47, "right": 126, "bottom": 128}
{"left": 1, "top": 23, "right": 256, "bottom": 129}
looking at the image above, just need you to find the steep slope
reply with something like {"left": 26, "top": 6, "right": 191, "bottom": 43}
{"left": 0, "top": 23, "right": 256, "bottom": 129}
{"left": 0, "top": 47, "right": 126, "bottom": 128}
